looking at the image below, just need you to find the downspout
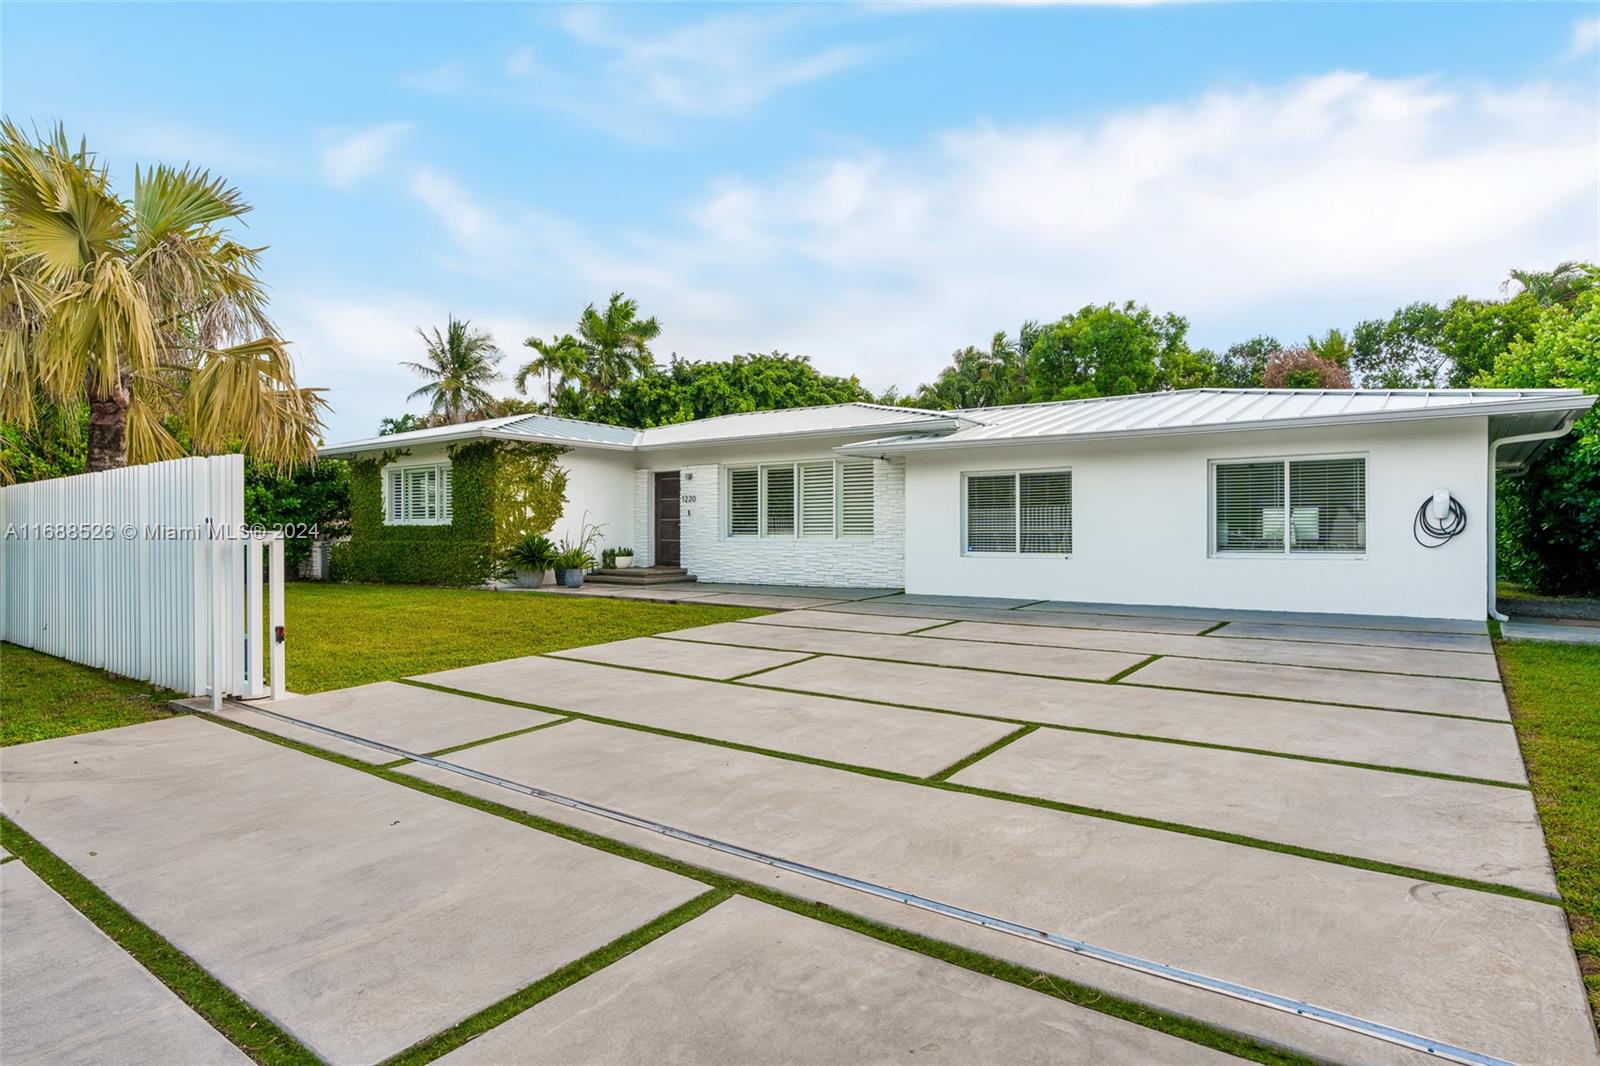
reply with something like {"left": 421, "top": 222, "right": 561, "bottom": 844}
{"left": 1486, "top": 414, "right": 1578, "bottom": 621}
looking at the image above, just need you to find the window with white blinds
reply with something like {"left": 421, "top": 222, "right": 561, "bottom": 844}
{"left": 964, "top": 470, "right": 1072, "bottom": 555}
{"left": 384, "top": 463, "right": 453, "bottom": 525}
{"left": 725, "top": 459, "right": 875, "bottom": 539}
{"left": 1213, "top": 456, "right": 1365, "bottom": 555}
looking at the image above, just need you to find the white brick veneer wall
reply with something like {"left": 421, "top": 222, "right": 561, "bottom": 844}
{"left": 632, "top": 469, "right": 653, "bottom": 567}
{"left": 671, "top": 459, "right": 905, "bottom": 587}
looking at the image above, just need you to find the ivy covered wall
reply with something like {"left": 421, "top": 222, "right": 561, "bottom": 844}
{"left": 332, "top": 440, "right": 568, "bottom": 586}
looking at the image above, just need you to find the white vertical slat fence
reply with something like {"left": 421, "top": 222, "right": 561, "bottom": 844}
{"left": 0, "top": 455, "right": 284, "bottom": 699}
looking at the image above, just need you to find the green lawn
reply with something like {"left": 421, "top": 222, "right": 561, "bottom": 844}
{"left": 1496, "top": 638, "right": 1600, "bottom": 1020}
{"left": 283, "top": 583, "right": 766, "bottom": 692}
{"left": 1, "top": 644, "right": 181, "bottom": 746}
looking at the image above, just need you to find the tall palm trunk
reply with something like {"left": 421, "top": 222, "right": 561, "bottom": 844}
{"left": 86, "top": 370, "right": 131, "bottom": 472}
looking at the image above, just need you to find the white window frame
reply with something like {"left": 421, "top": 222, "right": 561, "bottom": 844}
{"left": 723, "top": 459, "right": 875, "bottom": 541}
{"left": 1208, "top": 452, "right": 1367, "bottom": 558}
{"left": 960, "top": 468, "right": 1073, "bottom": 558}
{"left": 382, "top": 461, "right": 453, "bottom": 526}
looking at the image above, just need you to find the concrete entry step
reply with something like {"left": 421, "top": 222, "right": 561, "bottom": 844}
{"left": 587, "top": 566, "right": 696, "bottom": 585}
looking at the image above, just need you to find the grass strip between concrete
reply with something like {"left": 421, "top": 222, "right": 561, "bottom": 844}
{"left": 926, "top": 725, "right": 1038, "bottom": 782}
{"left": 537, "top": 652, "right": 1529, "bottom": 790}
{"left": 380, "top": 889, "right": 734, "bottom": 1065}
{"left": 0, "top": 816, "right": 319, "bottom": 1066}
{"left": 400, "top": 679, "right": 1556, "bottom": 905}
{"left": 197, "top": 713, "right": 1315, "bottom": 1066}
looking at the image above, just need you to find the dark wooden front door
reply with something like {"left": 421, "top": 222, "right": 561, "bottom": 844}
{"left": 653, "top": 472, "right": 680, "bottom": 566}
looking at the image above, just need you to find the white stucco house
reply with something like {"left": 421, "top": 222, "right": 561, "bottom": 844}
{"left": 318, "top": 388, "right": 1594, "bottom": 621}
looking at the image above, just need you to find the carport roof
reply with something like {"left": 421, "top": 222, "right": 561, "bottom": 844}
{"left": 836, "top": 388, "right": 1596, "bottom": 459}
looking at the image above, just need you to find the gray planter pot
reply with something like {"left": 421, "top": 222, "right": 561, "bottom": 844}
{"left": 514, "top": 568, "right": 547, "bottom": 588}
{"left": 560, "top": 568, "right": 585, "bottom": 588}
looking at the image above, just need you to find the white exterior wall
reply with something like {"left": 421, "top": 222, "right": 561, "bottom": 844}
{"left": 551, "top": 447, "right": 636, "bottom": 551}
{"left": 902, "top": 417, "right": 1491, "bottom": 619}
{"left": 637, "top": 438, "right": 905, "bottom": 587}
{"left": 377, "top": 441, "right": 636, "bottom": 551}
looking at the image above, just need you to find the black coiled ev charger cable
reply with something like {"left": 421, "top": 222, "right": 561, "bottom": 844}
{"left": 1414, "top": 495, "right": 1467, "bottom": 547}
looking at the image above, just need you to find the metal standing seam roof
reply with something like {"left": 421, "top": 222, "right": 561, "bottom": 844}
{"left": 836, "top": 388, "right": 1596, "bottom": 454}
{"left": 633, "top": 403, "right": 959, "bottom": 449}
{"left": 317, "top": 391, "right": 1594, "bottom": 459}
{"left": 317, "top": 402, "right": 959, "bottom": 457}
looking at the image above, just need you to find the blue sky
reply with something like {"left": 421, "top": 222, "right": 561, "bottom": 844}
{"left": 5, "top": 2, "right": 1598, "bottom": 441}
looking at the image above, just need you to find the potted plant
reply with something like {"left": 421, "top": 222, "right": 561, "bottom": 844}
{"left": 601, "top": 547, "right": 617, "bottom": 569}
{"left": 614, "top": 546, "right": 634, "bottom": 569}
{"left": 553, "top": 544, "right": 596, "bottom": 587}
{"left": 507, "top": 534, "right": 557, "bottom": 588}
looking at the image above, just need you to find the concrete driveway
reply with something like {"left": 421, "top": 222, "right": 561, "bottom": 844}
{"left": 4, "top": 590, "right": 1596, "bottom": 1066}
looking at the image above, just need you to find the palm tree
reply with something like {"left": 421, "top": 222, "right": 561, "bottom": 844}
{"left": 0, "top": 122, "right": 324, "bottom": 472}
{"left": 576, "top": 292, "right": 660, "bottom": 394}
{"left": 1504, "top": 261, "right": 1595, "bottom": 306}
{"left": 516, "top": 333, "right": 584, "bottom": 413}
{"left": 403, "top": 316, "right": 501, "bottom": 424}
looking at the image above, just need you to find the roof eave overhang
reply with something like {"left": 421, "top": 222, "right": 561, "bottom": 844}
{"left": 835, "top": 396, "right": 1597, "bottom": 457}
{"left": 633, "top": 416, "right": 964, "bottom": 452}
{"left": 318, "top": 427, "right": 640, "bottom": 458}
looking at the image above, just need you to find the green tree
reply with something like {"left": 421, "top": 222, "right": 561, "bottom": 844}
{"left": 560, "top": 352, "right": 869, "bottom": 428}
{"left": 0, "top": 122, "right": 323, "bottom": 472}
{"left": 378, "top": 413, "right": 427, "bottom": 435}
{"left": 1504, "top": 261, "right": 1598, "bottom": 307}
{"left": 1474, "top": 288, "right": 1600, "bottom": 595}
{"left": 516, "top": 333, "right": 584, "bottom": 413}
{"left": 912, "top": 332, "right": 1023, "bottom": 409}
{"left": 1211, "top": 335, "right": 1281, "bottom": 388}
{"left": 403, "top": 316, "right": 501, "bottom": 424}
{"left": 1351, "top": 302, "right": 1449, "bottom": 388}
{"left": 1024, "top": 302, "right": 1191, "bottom": 400}
{"left": 576, "top": 292, "right": 661, "bottom": 395}
{"left": 1439, "top": 292, "right": 1544, "bottom": 387}
{"left": 1306, "top": 328, "right": 1353, "bottom": 367}
{"left": 0, "top": 399, "right": 86, "bottom": 484}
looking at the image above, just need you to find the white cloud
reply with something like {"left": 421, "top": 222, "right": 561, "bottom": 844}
{"left": 303, "top": 69, "right": 1600, "bottom": 427}
{"left": 1567, "top": 17, "right": 1600, "bottom": 61}
{"left": 320, "top": 122, "right": 413, "bottom": 189}
{"left": 558, "top": 7, "right": 873, "bottom": 119}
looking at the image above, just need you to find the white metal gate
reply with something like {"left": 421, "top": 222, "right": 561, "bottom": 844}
{"left": 0, "top": 454, "right": 284, "bottom": 701}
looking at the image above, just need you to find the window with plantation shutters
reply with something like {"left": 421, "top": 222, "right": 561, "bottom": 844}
{"left": 798, "top": 461, "right": 836, "bottom": 537}
{"left": 724, "top": 459, "right": 876, "bottom": 539}
{"left": 383, "top": 463, "right": 452, "bottom": 525}
{"left": 727, "top": 467, "right": 759, "bottom": 536}
{"left": 762, "top": 465, "right": 795, "bottom": 536}
{"left": 1213, "top": 456, "right": 1365, "bottom": 555}
{"left": 839, "top": 459, "right": 874, "bottom": 537}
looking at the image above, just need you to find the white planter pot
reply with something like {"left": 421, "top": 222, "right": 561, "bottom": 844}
{"left": 615, "top": 556, "right": 635, "bottom": 569}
